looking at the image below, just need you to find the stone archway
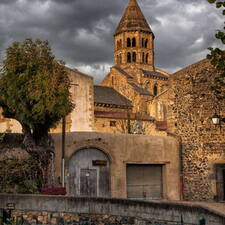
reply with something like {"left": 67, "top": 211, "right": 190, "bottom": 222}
{"left": 68, "top": 148, "right": 110, "bottom": 197}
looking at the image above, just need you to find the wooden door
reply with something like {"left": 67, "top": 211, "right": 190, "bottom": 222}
{"left": 80, "top": 169, "right": 97, "bottom": 196}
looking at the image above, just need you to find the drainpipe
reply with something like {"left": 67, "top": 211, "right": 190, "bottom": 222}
{"left": 62, "top": 117, "right": 66, "bottom": 188}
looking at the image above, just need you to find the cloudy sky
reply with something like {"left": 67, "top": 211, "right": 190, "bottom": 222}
{"left": 0, "top": 0, "right": 224, "bottom": 83}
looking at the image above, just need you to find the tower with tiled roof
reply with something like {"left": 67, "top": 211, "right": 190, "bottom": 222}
{"left": 114, "top": 0, "right": 155, "bottom": 71}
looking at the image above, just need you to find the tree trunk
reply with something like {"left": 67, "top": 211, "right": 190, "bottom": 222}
{"left": 22, "top": 123, "right": 55, "bottom": 188}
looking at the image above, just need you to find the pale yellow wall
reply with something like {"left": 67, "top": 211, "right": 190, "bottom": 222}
{"left": 52, "top": 132, "right": 180, "bottom": 201}
{"left": 0, "top": 67, "right": 94, "bottom": 134}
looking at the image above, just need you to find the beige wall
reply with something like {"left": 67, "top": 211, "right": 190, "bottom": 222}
{"left": 52, "top": 132, "right": 180, "bottom": 200}
{"left": 0, "top": 67, "right": 94, "bottom": 133}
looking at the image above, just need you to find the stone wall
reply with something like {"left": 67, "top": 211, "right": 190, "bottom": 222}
{"left": 171, "top": 58, "right": 225, "bottom": 201}
{"left": 0, "top": 194, "right": 225, "bottom": 225}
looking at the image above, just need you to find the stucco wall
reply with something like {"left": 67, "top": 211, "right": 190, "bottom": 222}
{"left": 52, "top": 132, "right": 180, "bottom": 200}
{"left": 0, "top": 67, "right": 94, "bottom": 134}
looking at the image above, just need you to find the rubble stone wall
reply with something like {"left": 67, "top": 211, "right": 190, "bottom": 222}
{"left": 171, "top": 59, "right": 225, "bottom": 201}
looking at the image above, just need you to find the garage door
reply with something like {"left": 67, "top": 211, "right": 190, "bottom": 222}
{"left": 127, "top": 164, "right": 162, "bottom": 200}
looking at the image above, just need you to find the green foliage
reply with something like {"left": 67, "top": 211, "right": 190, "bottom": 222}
{"left": 0, "top": 158, "right": 41, "bottom": 193}
{"left": 207, "top": 0, "right": 225, "bottom": 100}
{"left": 0, "top": 39, "right": 73, "bottom": 135}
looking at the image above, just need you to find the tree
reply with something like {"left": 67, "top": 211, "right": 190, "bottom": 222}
{"left": 207, "top": 0, "right": 225, "bottom": 100}
{"left": 0, "top": 39, "right": 74, "bottom": 186}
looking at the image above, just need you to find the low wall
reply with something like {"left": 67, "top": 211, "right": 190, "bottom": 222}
{"left": 0, "top": 194, "right": 225, "bottom": 225}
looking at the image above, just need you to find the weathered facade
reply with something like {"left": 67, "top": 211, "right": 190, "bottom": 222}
{"left": 171, "top": 59, "right": 225, "bottom": 201}
{"left": 52, "top": 132, "right": 180, "bottom": 200}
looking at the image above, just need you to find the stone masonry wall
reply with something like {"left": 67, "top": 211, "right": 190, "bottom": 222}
{"left": 171, "top": 59, "right": 225, "bottom": 201}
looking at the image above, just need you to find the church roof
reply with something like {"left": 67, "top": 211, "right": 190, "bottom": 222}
{"left": 113, "top": 66, "right": 134, "bottom": 78}
{"left": 142, "top": 69, "right": 169, "bottom": 80}
{"left": 94, "top": 85, "right": 132, "bottom": 109}
{"left": 114, "top": 0, "right": 153, "bottom": 36}
{"left": 128, "top": 82, "right": 153, "bottom": 96}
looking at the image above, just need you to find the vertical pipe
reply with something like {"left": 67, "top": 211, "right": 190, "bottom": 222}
{"left": 62, "top": 117, "right": 66, "bottom": 187}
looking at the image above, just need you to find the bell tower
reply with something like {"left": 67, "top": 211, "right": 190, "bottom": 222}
{"left": 114, "top": 0, "right": 155, "bottom": 71}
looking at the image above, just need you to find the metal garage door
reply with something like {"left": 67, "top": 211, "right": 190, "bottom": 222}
{"left": 127, "top": 164, "right": 162, "bottom": 200}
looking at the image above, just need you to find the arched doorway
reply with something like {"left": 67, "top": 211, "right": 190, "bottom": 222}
{"left": 68, "top": 148, "right": 110, "bottom": 197}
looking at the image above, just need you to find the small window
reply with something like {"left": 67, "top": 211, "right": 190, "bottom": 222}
{"left": 132, "top": 52, "right": 136, "bottom": 62}
{"left": 110, "top": 121, "right": 116, "bottom": 127}
{"left": 127, "top": 52, "right": 131, "bottom": 63}
{"left": 142, "top": 53, "right": 145, "bottom": 63}
{"left": 127, "top": 38, "right": 131, "bottom": 47}
{"left": 145, "top": 53, "right": 149, "bottom": 64}
{"left": 132, "top": 38, "right": 136, "bottom": 47}
{"left": 145, "top": 39, "right": 148, "bottom": 48}
{"left": 120, "top": 54, "right": 122, "bottom": 64}
{"left": 153, "top": 84, "right": 158, "bottom": 96}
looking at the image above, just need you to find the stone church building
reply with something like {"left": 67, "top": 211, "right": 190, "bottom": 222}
{"left": 0, "top": 0, "right": 225, "bottom": 202}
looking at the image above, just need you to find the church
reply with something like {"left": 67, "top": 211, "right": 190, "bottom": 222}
{"left": 0, "top": 0, "right": 225, "bottom": 202}
{"left": 93, "top": 0, "right": 170, "bottom": 135}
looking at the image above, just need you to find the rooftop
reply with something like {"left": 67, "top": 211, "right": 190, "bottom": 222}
{"left": 94, "top": 85, "right": 132, "bottom": 109}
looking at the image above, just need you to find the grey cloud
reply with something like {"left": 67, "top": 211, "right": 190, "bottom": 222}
{"left": 0, "top": 0, "right": 223, "bottom": 81}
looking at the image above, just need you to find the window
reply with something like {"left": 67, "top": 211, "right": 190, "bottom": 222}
{"left": 145, "top": 39, "right": 148, "bottom": 48}
{"left": 127, "top": 52, "right": 131, "bottom": 63}
{"left": 142, "top": 52, "right": 145, "bottom": 63}
{"left": 132, "top": 52, "right": 136, "bottom": 62}
{"left": 132, "top": 37, "right": 136, "bottom": 47}
{"left": 110, "top": 121, "right": 116, "bottom": 127}
{"left": 127, "top": 38, "right": 131, "bottom": 47}
{"left": 153, "top": 84, "right": 158, "bottom": 96}
{"left": 145, "top": 53, "right": 149, "bottom": 64}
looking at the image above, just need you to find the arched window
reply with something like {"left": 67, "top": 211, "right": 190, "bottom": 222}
{"left": 145, "top": 53, "right": 149, "bottom": 64}
{"left": 132, "top": 52, "right": 136, "bottom": 62}
{"left": 142, "top": 38, "right": 144, "bottom": 48}
{"left": 145, "top": 39, "right": 148, "bottom": 48}
{"left": 127, "top": 52, "right": 131, "bottom": 63}
{"left": 112, "top": 76, "right": 114, "bottom": 86}
{"left": 142, "top": 52, "right": 145, "bottom": 63}
{"left": 127, "top": 38, "right": 131, "bottom": 47}
{"left": 142, "top": 53, "right": 145, "bottom": 63}
{"left": 153, "top": 84, "right": 158, "bottom": 96}
{"left": 120, "top": 54, "right": 122, "bottom": 64}
{"left": 132, "top": 38, "right": 136, "bottom": 47}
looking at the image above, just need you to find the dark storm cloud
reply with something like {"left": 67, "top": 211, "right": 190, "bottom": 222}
{"left": 0, "top": 0, "right": 224, "bottom": 83}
